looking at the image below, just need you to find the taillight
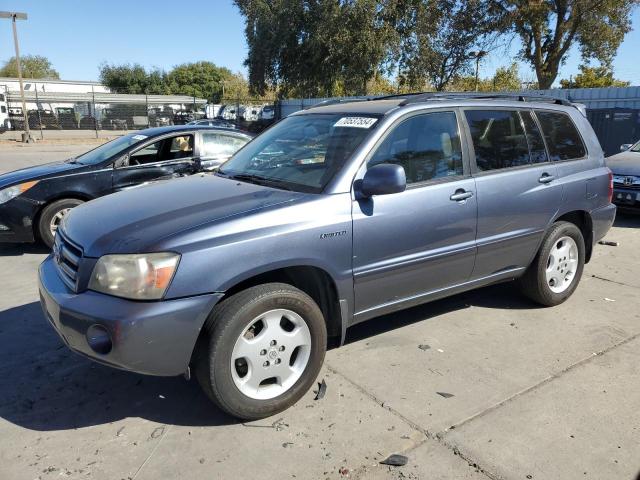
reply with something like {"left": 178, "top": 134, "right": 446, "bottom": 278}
{"left": 607, "top": 168, "right": 613, "bottom": 204}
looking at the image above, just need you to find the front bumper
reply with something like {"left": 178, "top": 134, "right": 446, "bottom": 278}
{"left": 0, "top": 197, "right": 39, "bottom": 243}
{"left": 612, "top": 187, "right": 640, "bottom": 211}
{"left": 38, "top": 255, "right": 224, "bottom": 376}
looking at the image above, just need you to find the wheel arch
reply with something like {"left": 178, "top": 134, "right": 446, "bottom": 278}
{"left": 33, "top": 192, "right": 94, "bottom": 240}
{"left": 553, "top": 210, "right": 594, "bottom": 263}
{"left": 220, "top": 265, "right": 344, "bottom": 344}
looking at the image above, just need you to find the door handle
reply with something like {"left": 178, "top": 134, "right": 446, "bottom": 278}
{"left": 450, "top": 189, "right": 474, "bottom": 202}
{"left": 539, "top": 173, "right": 555, "bottom": 184}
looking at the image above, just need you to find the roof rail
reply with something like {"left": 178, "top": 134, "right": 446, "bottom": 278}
{"left": 395, "top": 92, "right": 573, "bottom": 107}
{"left": 305, "top": 97, "right": 371, "bottom": 110}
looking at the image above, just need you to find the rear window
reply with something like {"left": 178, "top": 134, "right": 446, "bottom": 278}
{"left": 535, "top": 111, "right": 586, "bottom": 161}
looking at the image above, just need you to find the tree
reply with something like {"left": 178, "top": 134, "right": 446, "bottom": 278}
{"left": 99, "top": 63, "right": 169, "bottom": 94}
{"left": 396, "top": 0, "right": 503, "bottom": 91}
{"left": 493, "top": 0, "right": 639, "bottom": 89}
{"left": 447, "top": 62, "right": 525, "bottom": 91}
{"left": 234, "top": 0, "right": 393, "bottom": 97}
{"left": 164, "top": 62, "right": 231, "bottom": 100}
{"left": 560, "top": 64, "right": 630, "bottom": 88}
{"left": 0, "top": 55, "right": 60, "bottom": 79}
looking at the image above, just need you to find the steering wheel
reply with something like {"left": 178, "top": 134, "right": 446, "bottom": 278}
{"left": 129, "top": 157, "right": 141, "bottom": 166}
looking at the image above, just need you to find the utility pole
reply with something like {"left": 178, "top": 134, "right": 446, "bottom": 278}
{"left": 0, "top": 11, "right": 31, "bottom": 142}
{"left": 469, "top": 50, "right": 488, "bottom": 92}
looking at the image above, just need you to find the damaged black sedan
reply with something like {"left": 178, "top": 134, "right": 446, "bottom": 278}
{"left": 0, "top": 125, "right": 252, "bottom": 247}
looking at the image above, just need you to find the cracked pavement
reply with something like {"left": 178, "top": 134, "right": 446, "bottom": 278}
{"left": 0, "top": 144, "right": 639, "bottom": 480}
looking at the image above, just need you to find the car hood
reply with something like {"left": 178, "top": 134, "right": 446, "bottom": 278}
{"left": 0, "top": 160, "right": 86, "bottom": 189}
{"left": 63, "top": 174, "right": 306, "bottom": 257}
{"left": 606, "top": 151, "right": 640, "bottom": 175}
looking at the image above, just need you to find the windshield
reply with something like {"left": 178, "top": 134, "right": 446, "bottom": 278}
{"left": 75, "top": 134, "right": 148, "bottom": 165}
{"left": 218, "top": 114, "right": 379, "bottom": 192}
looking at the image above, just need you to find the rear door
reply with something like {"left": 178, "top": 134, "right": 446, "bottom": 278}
{"left": 352, "top": 109, "right": 478, "bottom": 320}
{"left": 464, "top": 108, "right": 562, "bottom": 279}
{"left": 112, "top": 133, "right": 196, "bottom": 191}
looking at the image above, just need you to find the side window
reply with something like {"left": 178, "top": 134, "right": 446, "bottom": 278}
{"left": 130, "top": 140, "right": 162, "bottom": 165}
{"left": 521, "top": 111, "right": 548, "bottom": 164}
{"left": 369, "top": 111, "right": 463, "bottom": 184}
{"left": 168, "top": 135, "right": 194, "bottom": 159}
{"left": 1, "top": 106, "right": 6, "bottom": 113}
{"left": 465, "top": 110, "right": 529, "bottom": 171}
{"left": 535, "top": 111, "right": 586, "bottom": 161}
{"left": 201, "top": 133, "right": 248, "bottom": 157}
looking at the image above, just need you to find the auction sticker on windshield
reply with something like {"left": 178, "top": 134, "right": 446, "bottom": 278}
{"left": 132, "top": 134, "right": 148, "bottom": 140}
{"left": 334, "top": 117, "right": 377, "bottom": 129}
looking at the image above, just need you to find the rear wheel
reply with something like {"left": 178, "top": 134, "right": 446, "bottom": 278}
{"left": 518, "top": 221, "right": 585, "bottom": 306}
{"left": 195, "top": 283, "right": 327, "bottom": 420}
{"left": 38, "top": 198, "right": 84, "bottom": 248}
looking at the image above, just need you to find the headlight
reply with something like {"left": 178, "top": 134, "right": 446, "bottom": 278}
{"left": 0, "top": 180, "right": 39, "bottom": 205}
{"left": 89, "top": 252, "right": 180, "bottom": 300}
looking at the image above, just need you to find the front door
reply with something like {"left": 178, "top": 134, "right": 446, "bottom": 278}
{"left": 464, "top": 108, "right": 563, "bottom": 279}
{"left": 352, "top": 110, "right": 478, "bottom": 321}
{"left": 112, "top": 133, "right": 196, "bottom": 191}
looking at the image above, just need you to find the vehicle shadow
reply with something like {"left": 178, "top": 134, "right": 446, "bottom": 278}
{"left": 344, "top": 281, "right": 537, "bottom": 345}
{"left": 613, "top": 212, "right": 640, "bottom": 229}
{"left": 0, "top": 282, "right": 535, "bottom": 432}
{"left": 0, "top": 302, "right": 237, "bottom": 432}
{"left": 0, "top": 243, "right": 50, "bottom": 257}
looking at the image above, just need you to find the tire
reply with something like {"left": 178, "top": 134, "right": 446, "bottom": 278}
{"left": 194, "top": 283, "right": 327, "bottom": 420}
{"left": 518, "top": 221, "right": 585, "bottom": 306}
{"left": 38, "top": 198, "right": 84, "bottom": 248}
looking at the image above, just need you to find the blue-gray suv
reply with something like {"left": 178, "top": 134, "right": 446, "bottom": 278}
{"left": 38, "top": 94, "right": 616, "bottom": 420}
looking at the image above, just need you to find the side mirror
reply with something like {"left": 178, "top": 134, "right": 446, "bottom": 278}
{"left": 195, "top": 156, "right": 229, "bottom": 172}
{"left": 620, "top": 144, "right": 633, "bottom": 152}
{"left": 359, "top": 163, "right": 406, "bottom": 198}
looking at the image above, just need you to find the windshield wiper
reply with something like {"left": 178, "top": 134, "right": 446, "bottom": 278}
{"left": 221, "top": 172, "right": 295, "bottom": 191}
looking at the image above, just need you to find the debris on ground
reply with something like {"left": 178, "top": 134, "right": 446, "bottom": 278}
{"left": 339, "top": 466, "right": 349, "bottom": 475}
{"left": 436, "top": 392, "right": 455, "bottom": 398}
{"left": 314, "top": 379, "right": 327, "bottom": 400}
{"left": 418, "top": 344, "right": 431, "bottom": 350}
{"left": 380, "top": 454, "right": 408, "bottom": 466}
{"left": 598, "top": 240, "right": 619, "bottom": 246}
{"left": 282, "top": 442, "right": 294, "bottom": 448}
{"left": 437, "top": 349, "right": 444, "bottom": 353}
{"left": 116, "top": 426, "right": 125, "bottom": 437}
{"left": 604, "top": 298, "right": 616, "bottom": 302}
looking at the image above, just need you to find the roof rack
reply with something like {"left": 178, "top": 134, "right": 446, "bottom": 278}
{"left": 305, "top": 97, "right": 372, "bottom": 109}
{"left": 393, "top": 92, "right": 573, "bottom": 107}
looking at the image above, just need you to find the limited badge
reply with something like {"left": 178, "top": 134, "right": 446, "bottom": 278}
{"left": 334, "top": 117, "right": 378, "bottom": 128}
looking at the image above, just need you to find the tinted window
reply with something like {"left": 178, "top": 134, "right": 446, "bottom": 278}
{"left": 219, "top": 114, "right": 376, "bottom": 193}
{"left": 521, "top": 111, "right": 548, "bottom": 164}
{"left": 465, "top": 110, "right": 529, "bottom": 171}
{"left": 201, "top": 133, "right": 248, "bottom": 157}
{"left": 128, "top": 135, "right": 194, "bottom": 166}
{"left": 75, "top": 133, "right": 148, "bottom": 165}
{"left": 535, "top": 111, "right": 586, "bottom": 161}
{"left": 369, "top": 112, "right": 463, "bottom": 184}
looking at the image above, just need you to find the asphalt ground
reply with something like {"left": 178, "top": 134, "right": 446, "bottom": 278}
{"left": 0, "top": 143, "right": 639, "bottom": 480}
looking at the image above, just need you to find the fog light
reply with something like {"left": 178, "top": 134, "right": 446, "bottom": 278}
{"left": 86, "top": 324, "right": 112, "bottom": 355}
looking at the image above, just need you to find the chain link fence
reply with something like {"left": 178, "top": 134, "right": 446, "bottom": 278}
{"left": 0, "top": 90, "right": 211, "bottom": 140}
{"left": 216, "top": 97, "right": 278, "bottom": 134}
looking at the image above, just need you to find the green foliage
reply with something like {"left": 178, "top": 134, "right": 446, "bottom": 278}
{"left": 493, "top": 0, "right": 639, "bottom": 89}
{"left": 560, "top": 64, "right": 630, "bottom": 88}
{"left": 235, "top": 0, "right": 394, "bottom": 97}
{"left": 99, "top": 62, "right": 252, "bottom": 102}
{"left": 0, "top": 55, "right": 60, "bottom": 79}
{"left": 447, "top": 63, "right": 526, "bottom": 92}
{"left": 396, "top": 0, "right": 503, "bottom": 91}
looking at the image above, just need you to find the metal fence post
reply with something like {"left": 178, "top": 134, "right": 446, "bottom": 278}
{"left": 146, "top": 93, "right": 150, "bottom": 128}
{"left": 91, "top": 85, "right": 98, "bottom": 139}
{"left": 33, "top": 81, "right": 43, "bottom": 140}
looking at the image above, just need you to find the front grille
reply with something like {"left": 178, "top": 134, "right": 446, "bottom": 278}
{"left": 53, "top": 230, "right": 83, "bottom": 292}
{"left": 613, "top": 175, "right": 640, "bottom": 190}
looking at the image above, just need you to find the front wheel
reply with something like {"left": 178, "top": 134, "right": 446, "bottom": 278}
{"left": 518, "top": 221, "right": 585, "bottom": 306}
{"left": 195, "top": 283, "right": 327, "bottom": 420}
{"left": 38, "top": 198, "right": 84, "bottom": 248}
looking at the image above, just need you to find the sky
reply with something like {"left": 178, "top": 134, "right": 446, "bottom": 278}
{"left": 1, "top": 0, "right": 639, "bottom": 88}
